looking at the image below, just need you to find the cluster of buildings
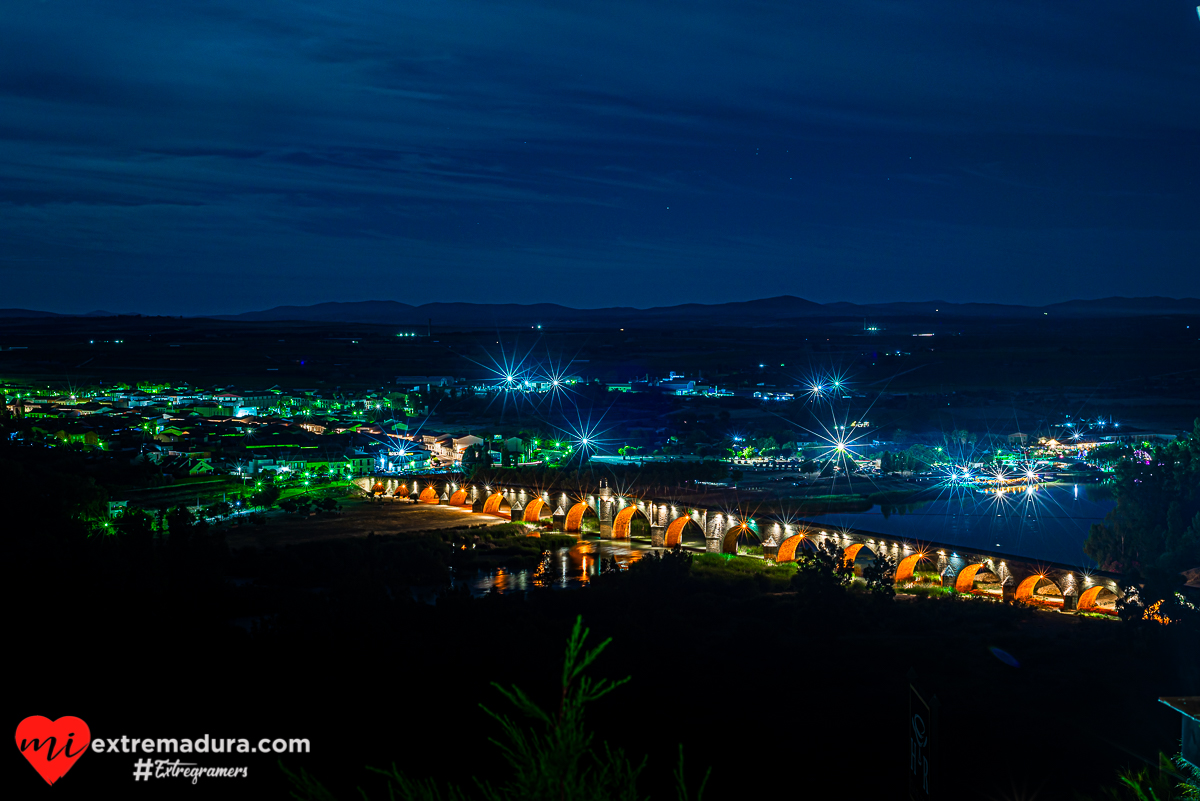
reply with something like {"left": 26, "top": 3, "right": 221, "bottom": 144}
{"left": 606, "top": 372, "right": 731, "bottom": 396}
{"left": 412, "top": 432, "right": 534, "bottom": 466}
{"left": 1, "top": 382, "right": 426, "bottom": 478}
{"left": 0, "top": 379, "right": 551, "bottom": 479}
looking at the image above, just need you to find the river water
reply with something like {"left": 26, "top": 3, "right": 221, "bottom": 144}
{"left": 443, "top": 484, "right": 1113, "bottom": 595}
{"left": 802, "top": 483, "right": 1113, "bottom": 567}
{"left": 452, "top": 539, "right": 661, "bottom": 596}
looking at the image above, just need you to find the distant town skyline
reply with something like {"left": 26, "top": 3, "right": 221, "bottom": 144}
{"left": 2, "top": 1, "right": 1197, "bottom": 315}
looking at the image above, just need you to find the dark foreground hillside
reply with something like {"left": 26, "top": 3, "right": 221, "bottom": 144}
{"left": 9, "top": 510, "right": 1198, "bottom": 800}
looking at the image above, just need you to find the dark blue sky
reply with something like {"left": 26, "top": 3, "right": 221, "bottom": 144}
{"left": 2, "top": 1, "right": 1198, "bottom": 314}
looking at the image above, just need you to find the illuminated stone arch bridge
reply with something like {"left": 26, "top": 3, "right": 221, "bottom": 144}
{"left": 351, "top": 474, "right": 1123, "bottom": 612}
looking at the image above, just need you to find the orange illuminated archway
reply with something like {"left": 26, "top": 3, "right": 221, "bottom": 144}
{"left": 894, "top": 553, "right": 930, "bottom": 583}
{"left": 664, "top": 516, "right": 701, "bottom": 547}
{"left": 1014, "top": 575, "right": 1041, "bottom": 601}
{"left": 371, "top": 481, "right": 385, "bottom": 495}
{"left": 842, "top": 543, "right": 869, "bottom": 568}
{"left": 954, "top": 563, "right": 989, "bottom": 594}
{"left": 776, "top": 533, "right": 809, "bottom": 563}
{"left": 482, "top": 493, "right": 509, "bottom": 517}
{"left": 391, "top": 483, "right": 409, "bottom": 497}
{"left": 565, "top": 502, "right": 595, "bottom": 532}
{"left": 418, "top": 487, "right": 439, "bottom": 504}
{"left": 448, "top": 489, "right": 468, "bottom": 506}
{"left": 1015, "top": 575, "right": 1063, "bottom": 605}
{"left": 612, "top": 505, "right": 647, "bottom": 539}
{"left": 524, "top": 498, "right": 551, "bottom": 523}
{"left": 1077, "top": 585, "right": 1109, "bottom": 612}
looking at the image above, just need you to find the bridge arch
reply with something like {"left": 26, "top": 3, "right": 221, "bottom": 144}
{"left": 954, "top": 563, "right": 1001, "bottom": 595}
{"left": 895, "top": 552, "right": 934, "bottom": 584}
{"left": 418, "top": 486, "right": 439, "bottom": 504}
{"left": 565, "top": 502, "right": 599, "bottom": 534}
{"left": 720, "top": 524, "right": 755, "bottom": 554}
{"left": 842, "top": 543, "right": 875, "bottom": 568}
{"left": 371, "top": 481, "right": 386, "bottom": 495}
{"left": 1078, "top": 584, "right": 1119, "bottom": 614}
{"left": 612, "top": 505, "right": 650, "bottom": 539}
{"left": 664, "top": 516, "right": 704, "bottom": 547}
{"left": 482, "top": 493, "right": 511, "bottom": 518}
{"left": 1014, "top": 575, "right": 1064, "bottom": 606}
{"left": 391, "top": 483, "right": 409, "bottom": 498}
{"left": 523, "top": 498, "right": 553, "bottom": 523}
{"left": 776, "top": 532, "right": 813, "bottom": 563}
{"left": 448, "top": 489, "right": 468, "bottom": 506}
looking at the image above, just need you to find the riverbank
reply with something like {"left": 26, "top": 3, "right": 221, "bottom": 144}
{"left": 224, "top": 497, "right": 506, "bottom": 548}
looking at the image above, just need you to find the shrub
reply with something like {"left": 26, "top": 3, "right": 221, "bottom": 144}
{"left": 281, "top": 617, "right": 711, "bottom": 801}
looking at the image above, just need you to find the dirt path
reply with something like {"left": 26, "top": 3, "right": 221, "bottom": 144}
{"left": 226, "top": 499, "right": 507, "bottom": 548}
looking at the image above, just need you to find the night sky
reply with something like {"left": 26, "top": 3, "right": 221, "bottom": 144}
{"left": 3, "top": 1, "right": 1198, "bottom": 315}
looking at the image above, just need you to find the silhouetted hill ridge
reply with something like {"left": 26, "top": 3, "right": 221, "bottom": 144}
{"left": 2, "top": 297, "right": 1197, "bottom": 326}
{"left": 0, "top": 309, "right": 117, "bottom": 318}
{"left": 206, "top": 295, "right": 1200, "bottom": 325}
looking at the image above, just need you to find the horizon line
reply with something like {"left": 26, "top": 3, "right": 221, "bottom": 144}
{"left": 5, "top": 293, "right": 1200, "bottom": 319}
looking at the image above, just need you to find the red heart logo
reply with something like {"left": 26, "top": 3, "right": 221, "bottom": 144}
{"left": 15, "top": 716, "right": 91, "bottom": 785}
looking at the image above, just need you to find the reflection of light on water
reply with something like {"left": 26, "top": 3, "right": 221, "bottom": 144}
{"left": 462, "top": 538, "right": 657, "bottom": 595}
{"left": 490, "top": 567, "right": 531, "bottom": 593}
{"left": 805, "top": 485, "right": 1112, "bottom": 566}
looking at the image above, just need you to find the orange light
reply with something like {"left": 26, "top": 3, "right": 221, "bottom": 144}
{"left": 664, "top": 516, "right": 695, "bottom": 548}
{"left": 1143, "top": 600, "right": 1173, "bottom": 625}
{"left": 894, "top": 553, "right": 926, "bottom": 583}
{"left": 565, "top": 502, "right": 590, "bottom": 532}
{"left": 1014, "top": 574, "right": 1041, "bottom": 602}
{"left": 482, "top": 493, "right": 508, "bottom": 517}
{"left": 776, "top": 532, "right": 808, "bottom": 563}
{"left": 523, "top": 498, "right": 548, "bottom": 523}
{"left": 612, "top": 506, "right": 642, "bottom": 539}
{"left": 1078, "top": 585, "right": 1106, "bottom": 612}
{"left": 955, "top": 563, "right": 986, "bottom": 594}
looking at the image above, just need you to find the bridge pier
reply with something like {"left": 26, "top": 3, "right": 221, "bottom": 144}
{"left": 650, "top": 526, "right": 666, "bottom": 547}
{"left": 1002, "top": 578, "right": 1017, "bottom": 603}
{"left": 598, "top": 482, "right": 614, "bottom": 537}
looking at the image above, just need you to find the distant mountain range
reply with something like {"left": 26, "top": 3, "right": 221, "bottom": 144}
{"left": 1, "top": 296, "right": 1198, "bottom": 328}
{"left": 0, "top": 309, "right": 118, "bottom": 319}
{"left": 210, "top": 295, "right": 1200, "bottom": 326}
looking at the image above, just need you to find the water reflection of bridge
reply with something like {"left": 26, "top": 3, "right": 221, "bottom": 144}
{"left": 353, "top": 474, "right": 1124, "bottom": 612}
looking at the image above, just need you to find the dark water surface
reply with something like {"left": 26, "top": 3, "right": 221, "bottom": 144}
{"left": 452, "top": 538, "right": 664, "bottom": 595}
{"left": 804, "top": 483, "right": 1113, "bottom": 567}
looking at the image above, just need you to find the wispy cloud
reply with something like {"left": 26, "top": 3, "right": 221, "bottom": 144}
{"left": 0, "top": 0, "right": 1197, "bottom": 312}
